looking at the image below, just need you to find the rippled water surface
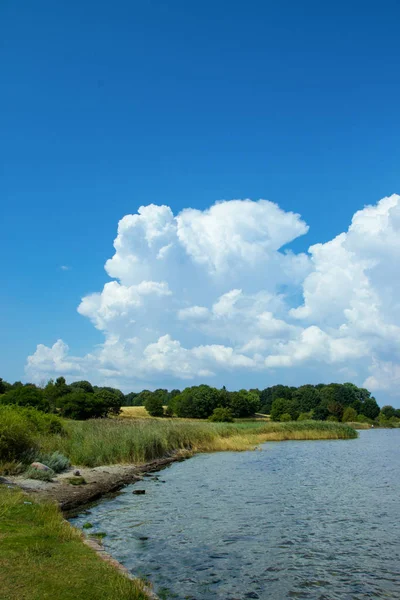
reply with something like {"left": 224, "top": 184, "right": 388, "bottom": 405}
{"left": 71, "top": 430, "right": 400, "bottom": 599}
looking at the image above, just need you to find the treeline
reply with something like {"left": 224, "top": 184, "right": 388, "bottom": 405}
{"left": 0, "top": 377, "right": 123, "bottom": 420}
{"left": 136, "top": 382, "right": 397, "bottom": 425}
{"left": 1, "top": 377, "right": 399, "bottom": 425}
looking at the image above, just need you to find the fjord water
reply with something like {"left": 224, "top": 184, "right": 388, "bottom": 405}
{"left": 71, "top": 430, "right": 400, "bottom": 599}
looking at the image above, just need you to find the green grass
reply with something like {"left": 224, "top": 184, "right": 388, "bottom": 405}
{"left": 0, "top": 486, "right": 150, "bottom": 600}
{"left": 35, "top": 418, "right": 357, "bottom": 467}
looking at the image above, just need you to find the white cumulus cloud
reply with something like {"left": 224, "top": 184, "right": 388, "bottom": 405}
{"left": 26, "top": 195, "right": 400, "bottom": 403}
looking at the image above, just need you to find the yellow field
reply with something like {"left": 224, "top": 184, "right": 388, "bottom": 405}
{"left": 120, "top": 406, "right": 152, "bottom": 418}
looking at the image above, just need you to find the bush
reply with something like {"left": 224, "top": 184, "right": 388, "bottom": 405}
{"left": 297, "top": 412, "right": 312, "bottom": 421}
{"left": 208, "top": 408, "right": 234, "bottom": 422}
{"left": 34, "top": 451, "right": 70, "bottom": 473}
{"left": 0, "top": 406, "right": 39, "bottom": 461}
{"left": 24, "top": 466, "right": 55, "bottom": 481}
{"left": 279, "top": 413, "right": 292, "bottom": 422}
{"left": 164, "top": 405, "right": 174, "bottom": 417}
{"left": 0, "top": 385, "right": 50, "bottom": 412}
{"left": 144, "top": 394, "right": 164, "bottom": 417}
{"left": 327, "top": 415, "right": 339, "bottom": 422}
{"left": 0, "top": 406, "right": 64, "bottom": 463}
{"left": 342, "top": 406, "right": 357, "bottom": 422}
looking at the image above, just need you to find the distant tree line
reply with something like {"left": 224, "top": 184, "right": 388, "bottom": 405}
{"left": 0, "top": 377, "right": 123, "bottom": 420}
{"left": 1, "top": 376, "right": 399, "bottom": 425}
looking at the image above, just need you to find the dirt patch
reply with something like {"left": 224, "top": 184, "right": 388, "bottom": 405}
{"left": 8, "top": 454, "right": 186, "bottom": 514}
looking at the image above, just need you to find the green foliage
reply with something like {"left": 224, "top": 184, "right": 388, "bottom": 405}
{"left": 0, "top": 406, "right": 64, "bottom": 463}
{"left": 259, "top": 385, "right": 294, "bottom": 414}
{"left": 311, "top": 405, "right": 329, "bottom": 421}
{"left": 70, "top": 380, "right": 94, "bottom": 394}
{"left": 297, "top": 412, "right": 312, "bottom": 421}
{"left": 228, "top": 390, "right": 260, "bottom": 417}
{"left": 34, "top": 451, "right": 70, "bottom": 473}
{"left": 0, "top": 486, "right": 149, "bottom": 600}
{"left": 173, "top": 385, "right": 221, "bottom": 419}
{"left": 0, "top": 385, "right": 50, "bottom": 412}
{"left": 326, "top": 415, "right": 339, "bottom": 422}
{"left": 57, "top": 389, "right": 120, "bottom": 420}
{"left": 380, "top": 405, "right": 396, "bottom": 419}
{"left": 293, "top": 385, "right": 321, "bottom": 412}
{"left": 67, "top": 476, "right": 87, "bottom": 485}
{"left": 0, "top": 406, "right": 38, "bottom": 461}
{"left": 24, "top": 466, "right": 55, "bottom": 481}
{"left": 279, "top": 413, "right": 292, "bottom": 422}
{"left": 342, "top": 406, "right": 358, "bottom": 422}
{"left": 144, "top": 394, "right": 164, "bottom": 417}
{"left": 208, "top": 407, "right": 234, "bottom": 422}
{"left": 270, "top": 397, "right": 299, "bottom": 421}
{"left": 164, "top": 405, "right": 174, "bottom": 417}
{"left": 93, "top": 388, "right": 122, "bottom": 416}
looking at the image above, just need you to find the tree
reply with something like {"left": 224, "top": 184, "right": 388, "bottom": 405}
{"left": 173, "top": 385, "right": 220, "bottom": 419}
{"left": 342, "top": 406, "right": 357, "bottom": 422}
{"left": 144, "top": 394, "right": 164, "bottom": 417}
{"left": 293, "top": 385, "right": 320, "bottom": 412}
{"left": 94, "top": 388, "right": 122, "bottom": 415}
{"left": 0, "top": 378, "right": 7, "bottom": 394}
{"left": 208, "top": 407, "right": 233, "bottom": 422}
{"left": 70, "top": 380, "right": 94, "bottom": 394}
{"left": 259, "top": 385, "right": 294, "bottom": 414}
{"left": 380, "top": 405, "right": 396, "bottom": 419}
{"left": 228, "top": 390, "right": 260, "bottom": 417}
{"left": 360, "top": 397, "right": 380, "bottom": 419}
{"left": 0, "top": 385, "right": 50, "bottom": 412}
{"left": 57, "top": 390, "right": 108, "bottom": 420}
{"left": 311, "top": 405, "right": 329, "bottom": 421}
{"left": 270, "top": 398, "right": 299, "bottom": 421}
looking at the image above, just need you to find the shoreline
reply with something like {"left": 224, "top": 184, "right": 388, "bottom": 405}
{"left": 6, "top": 454, "right": 186, "bottom": 514}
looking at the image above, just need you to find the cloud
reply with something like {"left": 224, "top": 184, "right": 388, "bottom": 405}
{"left": 60, "top": 265, "right": 71, "bottom": 271}
{"left": 26, "top": 195, "right": 400, "bottom": 402}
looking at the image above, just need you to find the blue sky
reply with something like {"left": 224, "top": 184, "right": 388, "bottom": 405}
{"left": 1, "top": 1, "right": 400, "bottom": 402}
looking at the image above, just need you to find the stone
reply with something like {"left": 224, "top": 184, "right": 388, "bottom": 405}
{"left": 31, "top": 462, "right": 51, "bottom": 471}
{"left": 74, "top": 470, "right": 81, "bottom": 476}
{"left": 132, "top": 489, "right": 146, "bottom": 495}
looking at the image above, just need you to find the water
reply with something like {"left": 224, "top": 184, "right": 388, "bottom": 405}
{"left": 71, "top": 430, "right": 400, "bottom": 599}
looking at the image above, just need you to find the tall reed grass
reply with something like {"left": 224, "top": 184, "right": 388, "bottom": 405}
{"left": 39, "top": 419, "right": 357, "bottom": 467}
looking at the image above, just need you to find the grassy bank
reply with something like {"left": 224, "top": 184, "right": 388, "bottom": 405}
{"left": 35, "top": 419, "right": 357, "bottom": 468}
{"left": 0, "top": 486, "right": 150, "bottom": 600}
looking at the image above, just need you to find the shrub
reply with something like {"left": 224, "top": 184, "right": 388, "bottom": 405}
{"left": 297, "top": 412, "right": 312, "bottom": 421}
{"left": 144, "top": 395, "right": 164, "bottom": 417}
{"left": 279, "top": 413, "right": 292, "bottom": 422}
{"left": 24, "top": 466, "right": 55, "bottom": 481}
{"left": 0, "top": 385, "right": 50, "bottom": 412}
{"left": 164, "top": 405, "right": 174, "bottom": 417}
{"left": 208, "top": 407, "right": 234, "bottom": 422}
{"left": 342, "top": 406, "right": 357, "bottom": 422}
{"left": 0, "top": 406, "right": 38, "bottom": 461}
{"left": 327, "top": 415, "right": 339, "bottom": 422}
{"left": 35, "top": 452, "right": 70, "bottom": 473}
